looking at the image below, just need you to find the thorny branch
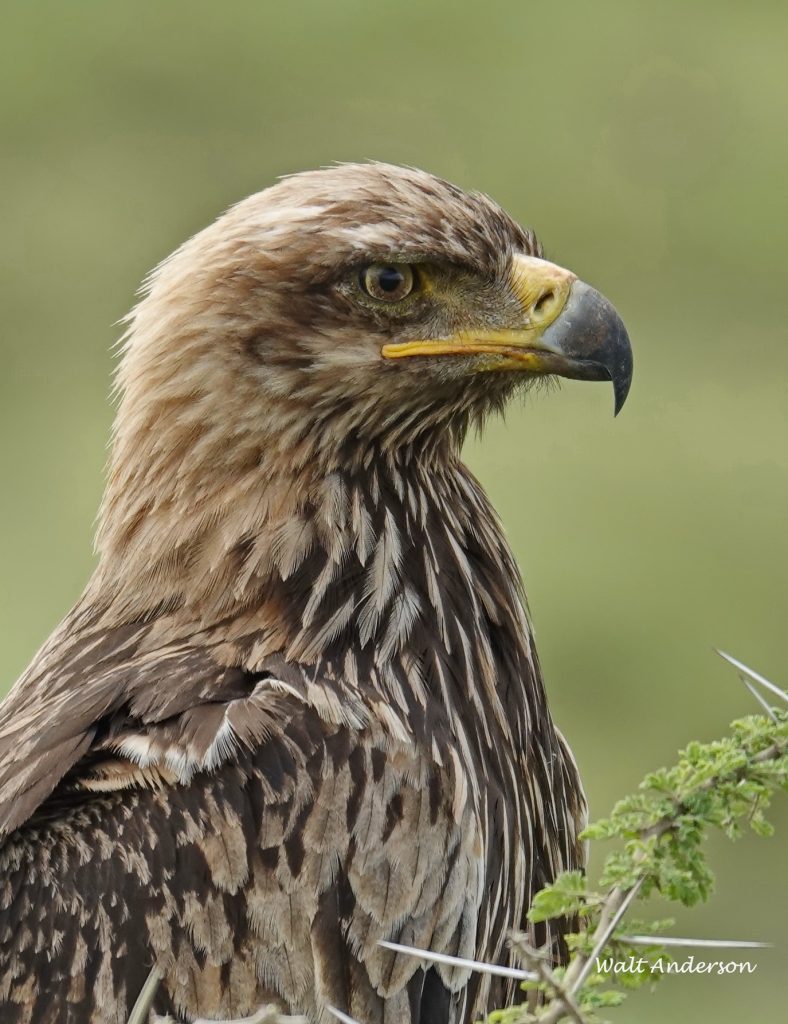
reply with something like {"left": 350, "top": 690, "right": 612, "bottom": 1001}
{"left": 506, "top": 656, "right": 788, "bottom": 1023}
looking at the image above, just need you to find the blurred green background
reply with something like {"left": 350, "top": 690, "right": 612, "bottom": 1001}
{"left": 1, "top": 1, "right": 785, "bottom": 1019}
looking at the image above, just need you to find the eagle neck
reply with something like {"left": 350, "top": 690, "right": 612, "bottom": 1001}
{"left": 266, "top": 453, "right": 553, "bottom": 761}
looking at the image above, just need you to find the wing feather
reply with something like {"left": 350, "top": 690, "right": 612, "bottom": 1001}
{"left": 0, "top": 649, "right": 482, "bottom": 1024}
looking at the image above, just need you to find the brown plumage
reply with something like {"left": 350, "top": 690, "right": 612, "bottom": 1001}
{"left": 0, "top": 163, "right": 632, "bottom": 1024}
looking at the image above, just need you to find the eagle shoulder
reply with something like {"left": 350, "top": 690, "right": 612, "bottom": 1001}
{"left": 0, "top": 648, "right": 483, "bottom": 1022}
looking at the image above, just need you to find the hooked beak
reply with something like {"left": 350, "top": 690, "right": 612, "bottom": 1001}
{"left": 381, "top": 254, "right": 633, "bottom": 415}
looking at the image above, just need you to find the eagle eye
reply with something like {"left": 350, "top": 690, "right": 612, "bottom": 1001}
{"left": 359, "top": 263, "right": 415, "bottom": 303}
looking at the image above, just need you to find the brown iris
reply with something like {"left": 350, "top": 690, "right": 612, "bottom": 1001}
{"left": 360, "top": 263, "right": 415, "bottom": 302}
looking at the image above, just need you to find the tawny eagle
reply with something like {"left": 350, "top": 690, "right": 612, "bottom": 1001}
{"left": 0, "top": 163, "right": 632, "bottom": 1024}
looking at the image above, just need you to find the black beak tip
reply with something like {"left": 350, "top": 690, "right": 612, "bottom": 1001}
{"left": 610, "top": 319, "right": 633, "bottom": 417}
{"left": 570, "top": 282, "right": 633, "bottom": 417}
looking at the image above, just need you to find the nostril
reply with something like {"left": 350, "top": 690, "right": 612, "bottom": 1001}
{"left": 533, "top": 289, "right": 555, "bottom": 317}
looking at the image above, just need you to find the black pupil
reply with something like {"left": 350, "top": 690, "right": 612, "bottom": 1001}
{"left": 377, "top": 266, "right": 404, "bottom": 293}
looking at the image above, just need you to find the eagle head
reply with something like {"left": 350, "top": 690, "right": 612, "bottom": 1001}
{"left": 99, "top": 163, "right": 632, "bottom": 599}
